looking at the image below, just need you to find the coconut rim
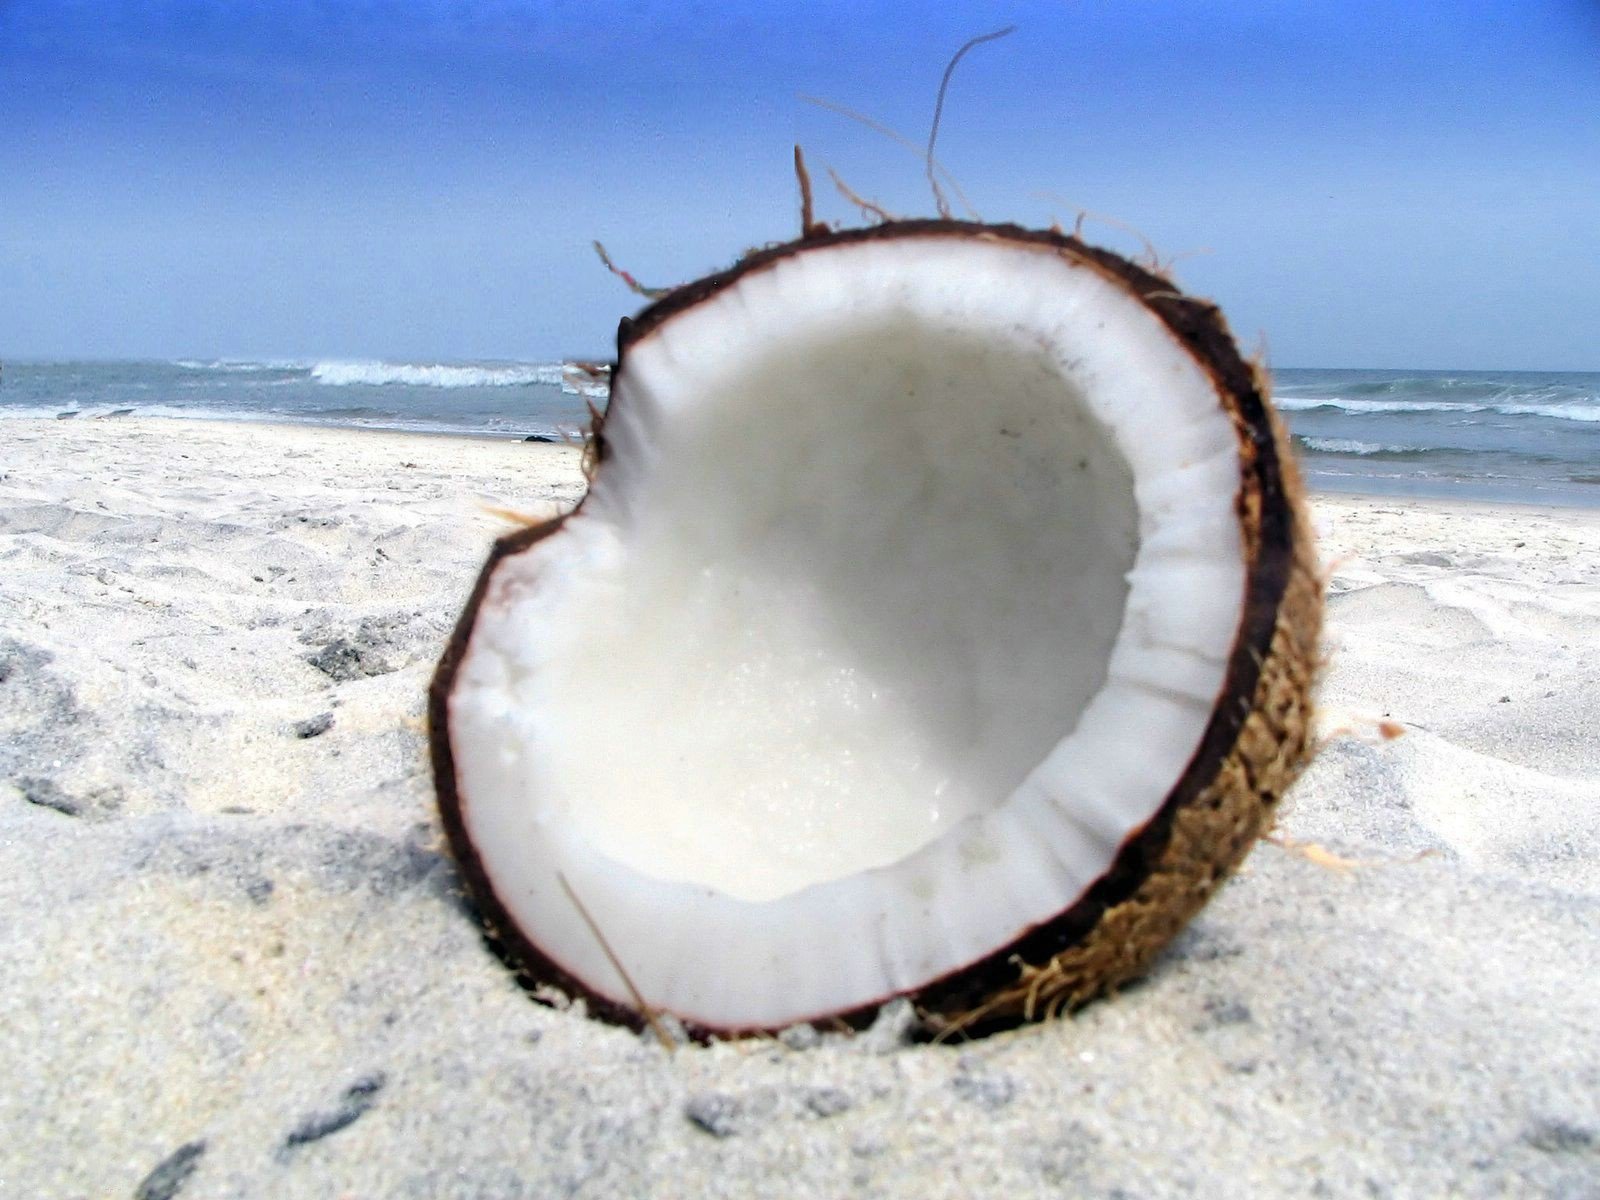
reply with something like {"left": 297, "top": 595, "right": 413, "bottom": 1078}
{"left": 428, "top": 218, "right": 1297, "bottom": 1039}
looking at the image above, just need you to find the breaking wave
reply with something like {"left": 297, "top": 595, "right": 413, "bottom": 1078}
{"left": 308, "top": 361, "right": 565, "bottom": 388}
{"left": 1501, "top": 402, "right": 1600, "bottom": 423}
{"left": 1276, "top": 395, "right": 1600, "bottom": 423}
{"left": 1297, "top": 437, "right": 1419, "bottom": 456}
{"left": 173, "top": 359, "right": 300, "bottom": 373}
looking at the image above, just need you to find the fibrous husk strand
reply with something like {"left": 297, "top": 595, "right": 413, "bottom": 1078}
{"left": 925, "top": 26, "right": 1016, "bottom": 218}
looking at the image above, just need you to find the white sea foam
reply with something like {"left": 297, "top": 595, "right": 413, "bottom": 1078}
{"left": 1300, "top": 437, "right": 1415, "bottom": 456}
{"left": 1501, "top": 402, "right": 1600, "bottom": 423}
{"left": 309, "top": 361, "right": 565, "bottom": 388}
{"left": 1276, "top": 396, "right": 1490, "bottom": 416}
{"left": 174, "top": 359, "right": 301, "bottom": 373}
{"left": 1277, "top": 395, "right": 1600, "bottom": 423}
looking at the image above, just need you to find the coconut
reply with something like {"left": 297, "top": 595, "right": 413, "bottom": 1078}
{"left": 429, "top": 219, "right": 1322, "bottom": 1039}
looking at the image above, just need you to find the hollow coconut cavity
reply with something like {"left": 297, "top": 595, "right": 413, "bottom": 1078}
{"left": 431, "top": 221, "right": 1322, "bottom": 1038}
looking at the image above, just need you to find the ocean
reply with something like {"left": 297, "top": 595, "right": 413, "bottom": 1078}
{"left": 2, "top": 360, "right": 1597, "bottom": 507}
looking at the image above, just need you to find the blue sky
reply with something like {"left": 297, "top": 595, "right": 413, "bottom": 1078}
{"left": 3, "top": 0, "right": 1598, "bottom": 368}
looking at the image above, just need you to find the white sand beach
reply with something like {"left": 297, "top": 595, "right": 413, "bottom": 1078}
{"left": 2, "top": 417, "right": 1596, "bottom": 1198}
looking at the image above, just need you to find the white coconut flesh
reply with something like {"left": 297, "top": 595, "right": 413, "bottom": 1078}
{"left": 446, "top": 235, "right": 1247, "bottom": 1031}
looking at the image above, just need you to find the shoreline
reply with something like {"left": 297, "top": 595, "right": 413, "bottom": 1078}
{"left": 1301, "top": 470, "right": 1600, "bottom": 512}
{"left": 1311, "top": 482, "right": 1600, "bottom": 520}
{"left": 8, "top": 413, "right": 1599, "bottom": 511}
{"left": 4, "top": 409, "right": 585, "bottom": 444}
{"left": 2, "top": 416, "right": 1597, "bottom": 1197}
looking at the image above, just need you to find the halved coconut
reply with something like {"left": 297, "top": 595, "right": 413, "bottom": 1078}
{"left": 430, "top": 220, "right": 1321, "bottom": 1038}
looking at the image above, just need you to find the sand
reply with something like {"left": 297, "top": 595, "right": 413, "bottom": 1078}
{"left": 1, "top": 417, "right": 1596, "bottom": 1199}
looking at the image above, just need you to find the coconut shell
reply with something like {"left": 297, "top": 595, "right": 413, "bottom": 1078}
{"left": 430, "top": 220, "right": 1322, "bottom": 1039}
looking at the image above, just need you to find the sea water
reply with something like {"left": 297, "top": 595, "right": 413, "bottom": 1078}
{"left": 2, "top": 359, "right": 1597, "bottom": 507}
{"left": 1274, "top": 368, "right": 1600, "bottom": 507}
{"left": 0, "top": 359, "right": 595, "bottom": 440}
